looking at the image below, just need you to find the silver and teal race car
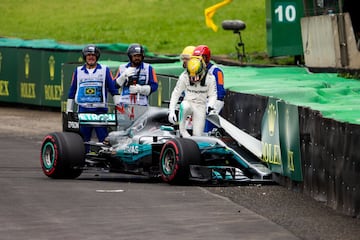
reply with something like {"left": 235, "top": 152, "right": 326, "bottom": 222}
{"left": 40, "top": 105, "right": 272, "bottom": 184}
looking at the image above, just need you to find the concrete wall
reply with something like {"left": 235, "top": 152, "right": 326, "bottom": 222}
{"left": 301, "top": 13, "right": 360, "bottom": 70}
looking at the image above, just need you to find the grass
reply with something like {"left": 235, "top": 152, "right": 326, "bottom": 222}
{"left": 0, "top": 0, "right": 268, "bottom": 61}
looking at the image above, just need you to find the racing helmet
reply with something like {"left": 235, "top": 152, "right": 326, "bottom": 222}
{"left": 82, "top": 44, "right": 100, "bottom": 61}
{"left": 186, "top": 56, "right": 206, "bottom": 83}
{"left": 180, "top": 45, "right": 195, "bottom": 61}
{"left": 127, "top": 43, "right": 145, "bottom": 61}
{"left": 193, "top": 45, "right": 211, "bottom": 64}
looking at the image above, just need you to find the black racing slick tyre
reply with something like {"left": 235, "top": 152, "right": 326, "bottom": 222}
{"left": 159, "top": 138, "right": 201, "bottom": 184}
{"left": 40, "top": 132, "right": 85, "bottom": 179}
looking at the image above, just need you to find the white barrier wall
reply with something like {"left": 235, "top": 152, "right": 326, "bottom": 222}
{"left": 301, "top": 13, "right": 360, "bottom": 70}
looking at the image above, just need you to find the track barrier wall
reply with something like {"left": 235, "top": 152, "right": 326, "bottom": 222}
{"left": 0, "top": 46, "right": 129, "bottom": 107}
{"left": 223, "top": 91, "right": 360, "bottom": 217}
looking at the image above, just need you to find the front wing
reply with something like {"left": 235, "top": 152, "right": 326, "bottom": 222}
{"left": 189, "top": 165, "right": 250, "bottom": 182}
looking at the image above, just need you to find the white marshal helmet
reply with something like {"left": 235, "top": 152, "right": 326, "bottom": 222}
{"left": 82, "top": 44, "right": 100, "bottom": 61}
{"left": 127, "top": 43, "right": 145, "bottom": 61}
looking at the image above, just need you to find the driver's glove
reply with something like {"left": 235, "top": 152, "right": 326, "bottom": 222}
{"left": 168, "top": 110, "right": 177, "bottom": 124}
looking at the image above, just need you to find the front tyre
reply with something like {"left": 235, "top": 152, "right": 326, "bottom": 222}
{"left": 40, "top": 132, "right": 85, "bottom": 179}
{"left": 159, "top": 138, "right": 201, "bottom": 184}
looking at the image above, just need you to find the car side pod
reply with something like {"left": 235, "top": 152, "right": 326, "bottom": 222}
{"left": 206, "top": 113, "right": 262, "bottom": 160}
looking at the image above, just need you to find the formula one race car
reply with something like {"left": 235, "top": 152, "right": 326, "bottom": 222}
{"left": 40, "top": 104, "right": 272, "bottom": 184}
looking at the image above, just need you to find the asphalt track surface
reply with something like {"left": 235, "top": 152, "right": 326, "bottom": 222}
{"left": 1, "top": 107, "right": 360, "bottom": 240}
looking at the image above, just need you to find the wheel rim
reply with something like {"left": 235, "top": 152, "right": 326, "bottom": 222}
{"left": 42, "top": 142, "right": 55, "bottom": 169}
{"left": 161, "top": 148, "right": 176, "bottom": 175}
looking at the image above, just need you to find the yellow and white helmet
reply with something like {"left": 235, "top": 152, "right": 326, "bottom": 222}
{"left": 180, "top": 46, "right": 195, "bottom": 61}
{"left": 186, "top": 56, "right": 206, "bottom": 83}
{"left": 180, "top": 46, "right": 195, "bottom": 68}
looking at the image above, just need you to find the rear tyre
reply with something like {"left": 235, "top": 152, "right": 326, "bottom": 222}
{"left": 159, "top": 138, "right": 201, "bottom": 184}
{"left": 40, "top": 132, "right": 85, "bottom": 179}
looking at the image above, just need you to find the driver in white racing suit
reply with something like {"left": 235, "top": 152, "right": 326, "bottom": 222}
{"left": 168, "top": 56, "right": 217, "bottom": 137}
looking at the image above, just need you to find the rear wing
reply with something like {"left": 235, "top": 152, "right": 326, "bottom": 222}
{"left": 62, "top": 104, "right": 148, "bottom": 133}
{"left": 78, "top": 113, "right": 116, "bottom": 126}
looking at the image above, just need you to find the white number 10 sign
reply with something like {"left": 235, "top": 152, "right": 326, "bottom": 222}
{"left": 274, "top": 4, "right": 297, "bottom": 23}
